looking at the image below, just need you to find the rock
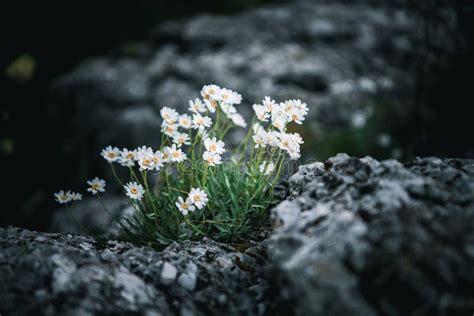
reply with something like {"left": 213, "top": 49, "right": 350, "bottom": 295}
{"left": 3, "top": 155, "right": 474, "bottom": 315}
{"left": 0, "top": 227, "right": 270, "bottom": 315}
{"left": 268, "top": 154, "right": 474, "bottom": 315}
{"left": 49, "top": 196, "right": 132, "bottom": 238}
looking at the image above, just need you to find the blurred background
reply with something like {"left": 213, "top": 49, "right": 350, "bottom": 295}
{"left": 1, "top": 0, "right": 473, "bottom": 233}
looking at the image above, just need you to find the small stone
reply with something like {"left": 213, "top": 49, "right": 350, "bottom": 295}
{"left": 160, "top": 262, "right": 178, "bottom": 285}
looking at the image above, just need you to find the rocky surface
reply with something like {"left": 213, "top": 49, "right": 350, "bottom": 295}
{"left": 0, "top": 227, "right": 270, "bottom": 316}
{"left": 269, "top": 154, "right": 474, "bottom": 315}
{"left": 3, "top": 155, "right": 474, "bottom": 315}
{"left": 49, "top": 0, "right": 419, "bottom": 188}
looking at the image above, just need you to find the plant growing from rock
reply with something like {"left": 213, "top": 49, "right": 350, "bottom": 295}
{"left": 55, "top": 85, "right": 308, "bottom": 244}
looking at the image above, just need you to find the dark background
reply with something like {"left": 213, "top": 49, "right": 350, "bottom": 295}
{"left": 1, "top": 0, "right": 473, "bottom": 230}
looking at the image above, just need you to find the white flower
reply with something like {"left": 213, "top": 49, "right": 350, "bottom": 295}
{"left": 188, "top": 98, "right": 207, "bottom": 113}
{"left": 164, "top": 144, "right": 187, "bottom": 163}
{"left": 120, "top": 148, "right": 137, "bottom": 167}
{"left": 271, "top": 115, "right": 287, "bottom": 131}
{"left": 54, "top": 190, "right": 72, "bottom": 204}
{"left": 201, "top": 84, "right": 221, "bottom": 102}
{"left": 293, "top": 99, "right": 308, "bottom": 115}
{"left": 161, "top": 121, "right": 178, "bottom": 137}
{"left": 253, "top": 104, "right": 270, "bottom": 122}
{"left": 203, "top": 151, "right": 222, "bottom": 166}
{"left": 253, "top": 130, "right": 267, "bottom": 148}
{"left": 204, "top": 137, "right": 225, "bottom": 154}
{"left": 192, "top": 113, "right": 212, "bottom": 130}
{"left": 259, "top": 161, "right": 275, "bottom": 175}
{"left": 136, "top": 146, "right": 155, "bottom": 171}
{"left": 230, "top": 113, "right": 247, "bottom": 127}
{"left": 87, "top": 177, "right": 106, "bottom": 195}
{"left": 152, "top": 150, "right": 165, "bottom": 171}
{"left": 178, "top": 114, "right": 192, "bottom": 129}
{"left": 70, "top": 192, "right": 83, "bottom": 201}
{"left": 160, "top": 107, "right": 179, "bottom": 123}
{"left": 288, "top": 108, "right": 305, "bottom": 124}
{"left": 265, "top": 131, "right": 280, "bottom": 147}
{"left": 262, "top": 96, "right": 276, "bottom": 113}
{"left": 175, "top": 196, "right": 196, "bottom": 216}
{"left": 205, "top": 98, "right": 220, "bottom": 113}
{"left": 124, "top": 182, "right": 145, "bottom": 201}
{"left": 101, "top": 146, "right": 120, "bottom": 163}
{"left": 172, "top": 132, "right": 191, "bottom": 147}
{"left": 219, "top": 88, "right": 241, "bottom": 105}
{"left": 277, "top": 132, "right": 303, "bottom": 155}
{"left": 188, "top": 188, "right": 209, "bottom": 210}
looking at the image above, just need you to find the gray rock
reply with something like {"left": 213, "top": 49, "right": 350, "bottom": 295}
{"left": 4, "top": 155, "right": 474, "bottom": 315}
{"left": 269, "top": 154, "right": 474, "bottom": 315}
{"left": 0, "top": 227, "right": 269, "bottom": 316}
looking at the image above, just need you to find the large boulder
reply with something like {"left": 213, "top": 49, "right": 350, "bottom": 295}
{"left": 269, "top": 154, "right": 474, "bottom": 315}
{"left": 0, "top": 227, "right": 270, "bottom": 316}
{"left": 3, "top": 155, "right": 474, "bottom": 315}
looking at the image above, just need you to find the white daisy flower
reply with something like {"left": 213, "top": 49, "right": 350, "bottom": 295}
{"left": 230, "top": 113, "right": 247, "bottom": 127}
{"left": 253, "top": 104, "right": 270, "bottom": 122}
{"left": 271, "top": 115, "right": 287, "bottom": 132}
{"left": 160, "top": 107, "right": 179, "bottom": 123}
{"left": 219, "top": 88, "right": 241, "bottom": 105}
{"left": 87, "top": 177, "right": 106, "bottom": 195}
{"left": 54, "top": 190, "right": 72, "bottom": 204}
{"left": 178, "top": 114, "right": 192, "bottom": 129}
{"left": 188, "top": 98, "right": 207, "bottom": 113}
{"left": 172, "top": 132, "right": 191, "bottom": 147}
{"left": 152, "top": 150, "right": 165, "bottom": 171}
{"left": 70, "top": 192, "right": 83, "bottom": 201}
{"left": 203, "top": 151, "right": 222, "bottom": 166}
{"left": 101, "top": 146, "right": 121, "bottom": 163}
{"left": 201, "top": 84, "right": 221, "bottom": 102}
{"left": 265, "top": 131, "right": 280, "bottom": 147}
{"left": 288, "top": 108, "right": 305, "bottom": 124}
{"left": 259, "top": 161, "right": 275, "bottom": 175}
{"left": 288, "top": 151, "right": 301, "bottom": 160}
{"left": 262, "top": 96, "right": 276, "bottom": 113}
{"left": 204, "top": 137, "right": 226, "bottom": 154}
{"left": 124, "top": 182, "right": 145, "bottom": 201}
{"left": 253, "top": 130, "right": 267, "bottom": 148}
{"left": 164, "top": 144, "right": 187, "bottom": 163}
{"left": 293, "top": 99, "right": 308, "bottom": 116}
{"left": 205, "top": 98, "right": 220, "bottom": 113}
{"left": 119, "top": 148, "right": 137, "bottom": 167}
{"left": 192, "top": 113, "right": 212, "bottom": 130}
{"left": 175, "top": 196, "right": 196, "bottom": 216}
{"left": 188, "top": 187, "right": 209, "bottom": 210}
{"left": 136, "top": 146, "right": 155, "bottom": 171}
{"left": 161, "top": 121, "right": 178, "bottom": 137}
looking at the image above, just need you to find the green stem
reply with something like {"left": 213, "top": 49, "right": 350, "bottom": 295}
{"left": 97, "top": 193, "right": 113, "bottom": 218}
{"left": 67, "top": 205, "right": 93, "bottom": 237}
{"left": 110, "top": 163, "right": 124, "bottom": 187}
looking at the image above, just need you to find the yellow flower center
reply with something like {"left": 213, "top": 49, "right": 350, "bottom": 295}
{"left": 209, "top": 144, "right": 217, "bottom": 151}
{"left": 143, "top": 159, "right": 151, "bottom": 166}
{"left": 107, "top": 153, "right": 115, "bottom": 158}
{"left": 131, "top": 187, "right": 138, "bottom": 194}
{"left": 172, "top": 151, "right": 180, "bottom": 158}
{"left": 194, "top": 195, "right": 201, "bottom": 202}
{"left": 211, "top": 100, "right": 218, "bottom": 108}
{"left": 92, "top": 184, "right": 100, "bottom": 190}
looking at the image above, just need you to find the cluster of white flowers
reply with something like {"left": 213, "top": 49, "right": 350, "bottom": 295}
{"left": 176, "top": 187, "right": 208, "bottom": 215}
{"left": 252, "top": 97, "right": 307, "bottom": 159}
{"left": 203, "top": 137, "right": 225, "bottom": 166}
{"left": 55, "top": 84, "right": 308, "bottom": 231}
{"left": 54, "top": 190, "right": 82, "bottom": 204}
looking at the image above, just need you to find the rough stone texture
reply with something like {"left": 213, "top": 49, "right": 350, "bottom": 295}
{"left": 49, "top": 0, "right": 418, "bottom": 187}
{"left": 0, "top": 227, "right": 269, "bottom": 316}
{"left": 3, "top": 155, "right": 474, "bottom": 315}
{"left": 269, "top": 154, "right": 474, "bottom": 315}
